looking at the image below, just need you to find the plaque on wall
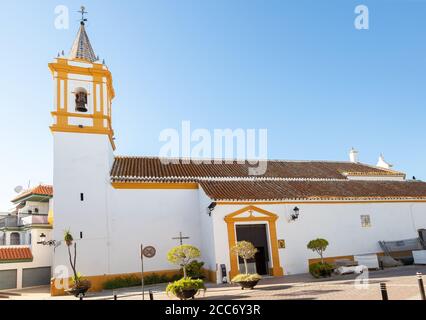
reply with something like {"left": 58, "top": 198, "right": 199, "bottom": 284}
{"left": 278, "top": 239, "right": 286, "bottom": 249}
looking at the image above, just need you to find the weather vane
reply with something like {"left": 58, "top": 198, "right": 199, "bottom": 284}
{"left": 78, "top": 5, "right": 88, "bottom": 24}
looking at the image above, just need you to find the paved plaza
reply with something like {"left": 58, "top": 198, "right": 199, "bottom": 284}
{"left": 2, "top": 265, "right": 426, "bottom": 300}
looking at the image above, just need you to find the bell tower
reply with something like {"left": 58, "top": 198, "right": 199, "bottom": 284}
{"left": 48, "top": 9, "right": 116, "bottom": 149}
{"left": 50, "top": 8, "right": 116, "bottom": 283}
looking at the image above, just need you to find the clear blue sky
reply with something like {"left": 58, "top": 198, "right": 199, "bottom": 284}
{"left": 0, "top": 0, "right": 425, "bottom": 210}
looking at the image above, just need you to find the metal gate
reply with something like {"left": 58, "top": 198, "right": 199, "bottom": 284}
{"left": 0, "top": 269, "right": 17, "bottom": 290}
{"left": 22, "top": 267, "right": 51, "bottom": 288}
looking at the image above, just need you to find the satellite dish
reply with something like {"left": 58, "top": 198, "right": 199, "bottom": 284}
{"left": 14, "top": 186, "right": 23, "bottom": 194}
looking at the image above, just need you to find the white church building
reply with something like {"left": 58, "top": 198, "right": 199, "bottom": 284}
{"left": 49, "top": 17, "right": 426, "bottom": 295}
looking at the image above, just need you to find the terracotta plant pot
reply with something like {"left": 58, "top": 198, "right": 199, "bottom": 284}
{"left": 236, "top": 280, "right": 259, "bottom": 290}
{"left": 175, "top": 289, "right": 198, "bottom": 300}
{"left": 66, "top": 280, "right": 91, "bottom": 298}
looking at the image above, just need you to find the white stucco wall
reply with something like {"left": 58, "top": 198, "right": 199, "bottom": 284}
{"left": 52, "top": 132, "right": 114, "bottom": 278}
{"left": 18, "top": 201, "right": 49, "bottom": 215}
{"left": 51, "top": 132, "right": 426, "bottom": 283}
{"left": 52, "top": 132, "right": 426, "bottom": 281}
{"left": 52, "top": 131, "right": 209, "bottom": 278}
{"left": 53, "top": 184, "right": 206, "bottom": 277}
{"left": 106, "top": 187, "right": 203, "bottom": 275}
{"left": 211, "top": 202, "right": 426, "bottom": 276}
{"left": 29, "top": 228, "right": 54, "bottom": 267}
{"left": 198, "top": 189, "right": 217, "bottom": 273}
{"left": 0, "top": 228, "right": 53, "bottom": 289}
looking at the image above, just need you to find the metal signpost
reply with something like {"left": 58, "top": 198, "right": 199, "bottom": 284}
{"left": 140, "top": 244, "right": 156, "bottom": 300}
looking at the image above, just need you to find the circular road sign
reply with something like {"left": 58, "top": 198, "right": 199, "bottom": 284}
{"left": 143, "top": 246, "right": 156, "bottom": 258}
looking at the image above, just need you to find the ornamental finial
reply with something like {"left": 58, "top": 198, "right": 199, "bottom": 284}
{"left": 78, "top": 6, "right": 88, "bottom": 25}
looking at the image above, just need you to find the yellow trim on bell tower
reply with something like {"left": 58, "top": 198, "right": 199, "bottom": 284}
{"left": 49, "top": 22, "right": 116, "bottom": 150}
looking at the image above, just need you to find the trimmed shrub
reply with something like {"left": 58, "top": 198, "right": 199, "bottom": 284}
{"left": 103, "top": 273, "right": 181, "bottom": 290}
{"left": 231, "top": 241, "right": 258, "bottom": 274}
{"left": 309, "top": 262, "right": 334, "bottom": 278}
{"left": 167, "top": 245, "right": 201, "bottom": 279}
{"left": 103, "top": 275, "right": 141, "bottom": 290}
{"left": 181, "top": 260, "right": 205, "bottom": 279}
{"left": 231, "top": 273, "right": 262, "bottom": 283}
{"left": 307, "top": 238, "right": 329, "bottom": 264}
{"left": 166, "top": 278, "right": 206, "bottom": 297}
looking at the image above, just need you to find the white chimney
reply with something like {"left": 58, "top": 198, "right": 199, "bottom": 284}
{"left": 349, "top": 148, "right": 359, "bottom": 163}
{"left": 377, "top": 154, "right": 393, "bottom": 169}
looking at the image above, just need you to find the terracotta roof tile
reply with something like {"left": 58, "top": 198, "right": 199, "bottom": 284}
{"left": 12, "top": 185, "right": 53, "bottom": 203}
{"left": 110, "top": 157, "right": 424, "bottom": 201}
{"left": 0, "top": 247, "right": 33, "bottom": 262}
{"left": 111, "top": 157, "right": 403, "bottom": 182}
{"left": 199, "top": 180, "right": 426, "bottom": 201}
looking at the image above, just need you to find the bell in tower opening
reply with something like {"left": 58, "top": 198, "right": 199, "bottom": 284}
{"left": 75, "top": 89, "right": 88, "bottom": 112}
{"left": 49, "top": 5, "right": 116, "bottom": 149}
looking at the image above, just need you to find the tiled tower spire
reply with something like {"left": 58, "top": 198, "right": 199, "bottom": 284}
{"left": 69, "top": 7, "right": 97, "bottom": 62}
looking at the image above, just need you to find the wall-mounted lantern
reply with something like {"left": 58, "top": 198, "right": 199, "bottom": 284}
{"left": 37, "top": 232, "right": 58, "bottom": 247}
{"left": 207, "top": 202, "right": 217, "bottom": 216}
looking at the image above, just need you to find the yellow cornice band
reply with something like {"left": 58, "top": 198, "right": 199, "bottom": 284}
{"left": 217, "top": 199, "right": 426, "bottom": 205}
{"left": 50, "top": 126, "right": 116, "bottom": 150}
{"left": 111, "top": 182, "right": 199, "bottom": 190}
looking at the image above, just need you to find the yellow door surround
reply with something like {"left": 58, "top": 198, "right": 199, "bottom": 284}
{"left": 224, "top": 205, "right": 284, "bottom": 280}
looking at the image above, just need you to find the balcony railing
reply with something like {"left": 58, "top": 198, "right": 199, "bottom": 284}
{"left": 0, "top": 239, "right": 31, "bottom": 246}
{"left": 0, "top": 214, "right": 49, "bottom": 228}
{"left": 0, "top": 216, "right": 19, "bottom": 228}
{"left": 20, "top": 214, "right": 49, "bottom": 225}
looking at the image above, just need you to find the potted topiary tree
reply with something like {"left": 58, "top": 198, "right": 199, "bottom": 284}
{"left": 182, "top": 260, "right": 205, "bottom": 280}
{"left": 231, "top": 241, "right": 262, "bottom": 290}
{"left": 307, "top": 238, "right": 334, "bottom": 278}
{"left": 63, "top": 229, "right": 91, "bottom": 297}
{"left": 166, "top": 245, "right": 206, "bottom": 300}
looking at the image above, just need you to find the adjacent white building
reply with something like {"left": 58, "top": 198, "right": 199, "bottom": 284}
{"left": 47, "top": 18, "right": 426, "bottom": 295}
{"left": 0, "top": 185, "right": 53, "bottom": 290}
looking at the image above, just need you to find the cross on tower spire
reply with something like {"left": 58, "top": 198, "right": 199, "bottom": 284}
{"left": 78, "top": 5, "right": 88, "bottom": 25}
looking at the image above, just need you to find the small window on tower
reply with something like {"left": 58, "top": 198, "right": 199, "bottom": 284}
{"left": 361, "top": 215, "right": 371, "bottom": 228}
{"left": 75, "top": 88, "right": 88, "bottom": 112}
